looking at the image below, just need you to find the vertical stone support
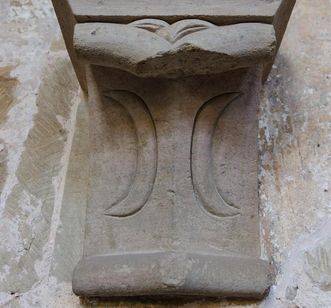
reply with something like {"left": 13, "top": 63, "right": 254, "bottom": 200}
{"left": 72, "top": 66, "right": 270, "bottom": 298}
{"left": 52, "top": 0, "right": 295, "bottom": 300}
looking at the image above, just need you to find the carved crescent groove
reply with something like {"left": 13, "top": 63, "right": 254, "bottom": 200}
{"left": 191, "top": 93, "right": 242, "bottom": 218}
{"left": 130, "top": 19, "right": 214, "bottom": 43}
{"left": 103, "top": 90, "right": 157, "bottom": 218}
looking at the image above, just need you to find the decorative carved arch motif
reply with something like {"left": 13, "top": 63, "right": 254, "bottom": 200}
{"left": 191, "top": 93, "right": 242, "bottom": 217}
{"left": 130, "top": 19, "right": 215, "bottom": 43}
{"left": 103, "top": 90, "right": 157, "bottom": 217}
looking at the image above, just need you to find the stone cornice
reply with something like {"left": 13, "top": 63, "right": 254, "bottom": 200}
{"left": 67, "top": 0, "right": 291, "bottom": 24}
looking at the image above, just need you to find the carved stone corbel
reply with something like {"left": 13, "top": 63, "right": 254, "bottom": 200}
{"left": 52, "top": 0, "right": 295, "bottom": 299}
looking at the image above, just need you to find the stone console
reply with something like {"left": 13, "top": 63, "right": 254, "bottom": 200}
{"left": 52, "top": 0, "right": 295, "bottom": 299}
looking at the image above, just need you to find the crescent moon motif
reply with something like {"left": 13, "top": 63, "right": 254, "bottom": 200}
{"left": 103, "top": 90, "right": 157, "bottom": 218}
{"left": 191, "top": 92, "right": 242, "bottom": 218}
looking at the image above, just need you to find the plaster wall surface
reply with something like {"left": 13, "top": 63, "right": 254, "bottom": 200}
{"left": 0, "top": 0, "right": 330, "bottom": 307}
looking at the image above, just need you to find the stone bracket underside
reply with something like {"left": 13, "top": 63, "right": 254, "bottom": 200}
{"left": 52, "top": 0, "right": 296, "bottom": 300}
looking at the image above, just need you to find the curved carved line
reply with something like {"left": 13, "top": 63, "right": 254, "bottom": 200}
{"left": 130, "top": 19, "right": 169, "bottom": 33}
{"left": 169, "top": 20, "right": 215, "bottom": 43}
{"left": 191, "top": 93, "right": 242, "bottom": 218}
{"left": 130, "top": 19, "right": 215, "bottom": 43}
{"left": 103, "top": 90, "right": 157, "bottom": 218}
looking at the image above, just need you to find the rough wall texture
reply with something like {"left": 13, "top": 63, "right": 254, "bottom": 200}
{"left": 0, "top": 0, "right": 330, "bottom": 307}
{"left": 260, "top": 1, "right": 331, "bottom": 306}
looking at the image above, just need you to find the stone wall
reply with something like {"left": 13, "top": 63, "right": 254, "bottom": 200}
{"left": 0, "top": 0, "right": 330, "bottom": 307}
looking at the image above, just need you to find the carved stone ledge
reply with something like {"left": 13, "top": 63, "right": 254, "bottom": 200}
{"left": 74, "top": 20, "right": 276, "bottom": 78}
{"left": 52, "top": 0, "right": 295, "bottom": 300}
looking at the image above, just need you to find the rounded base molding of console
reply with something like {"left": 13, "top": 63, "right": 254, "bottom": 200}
{"left": 73, "top": 252, "right": 272, "bottom": 299}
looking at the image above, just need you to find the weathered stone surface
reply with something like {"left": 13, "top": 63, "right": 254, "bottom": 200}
{"left": 0, "top": 66, "right": 17, "bottom": 125}
{"left": 0, "top": 66, "right": 17, "bottom": 195}
{"left": 1, "top": 0, "right": 330, "bottom": 306}
{"left": 305, "top": 238, "right": 331, "bottom": 291}
{"left": 51, "top": 0, "right": 88, "bottom": 91}
{"left": 0, "top": 56, "right": 79, "bottom": 294}
{"left": 67, "top": 0, "right": 291, "bottom": 24}
{"left": 49, "top": 97, "right": 89, "bottom": 284}
{"left": 0, "top": 1, "right": 81, "bottom": 303}
{"left": 50, "top": 0, "right": 296, "bottom": 300}
{"left": 74, "top": 21, "right": 276, "bottom": 78}
{"left": 70, "top": 66, "right": 270, "bottom": 298}
{"left": 54, "top": 0, "right": 295, "bottom": 91}
{"left": 73, "top": 252, "right": 271, "bottom": 298}
{"left": 259, "top": 1, "right": 331, "bottom": 307}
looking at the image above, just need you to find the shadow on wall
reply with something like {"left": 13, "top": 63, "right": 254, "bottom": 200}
{"left": 80, "top": 296, "right": 262, "bottom": 307}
